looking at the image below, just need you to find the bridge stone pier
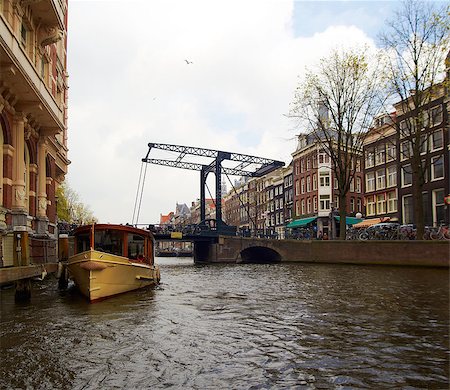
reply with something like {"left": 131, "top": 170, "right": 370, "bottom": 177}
{"left": 193, "top": 236, "right": 450, "bottom": 267}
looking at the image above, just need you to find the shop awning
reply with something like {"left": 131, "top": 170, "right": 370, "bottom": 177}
{"left": 334, "top": 216, "right": 363, "bottom": 226}
{"left": 352, "top": 217, "right": 388, "bottom": 228}
{"left": 287, "top": 217, "right": 317, "bottom": 228}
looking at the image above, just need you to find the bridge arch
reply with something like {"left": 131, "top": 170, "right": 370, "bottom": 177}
{"left": 240, "top": 246, "right": 281, "bottom": 264}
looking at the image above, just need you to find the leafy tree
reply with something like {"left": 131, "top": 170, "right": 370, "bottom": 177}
{"left": 379, "top": 0, "right": 449, "bottom": 238}
{"left": 57, "top": 182, "right": 97, "bottom": 225}
{"left": 289, "top": 47, "right": 383, "bottom": 239}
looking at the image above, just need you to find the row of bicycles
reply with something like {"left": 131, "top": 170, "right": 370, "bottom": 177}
{"left": 346, "top": 223, "right": 450, "bottom": 241}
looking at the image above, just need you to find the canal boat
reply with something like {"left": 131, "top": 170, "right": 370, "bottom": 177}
{"left": 67, "top": 224, "right": 160, "bottom": 302}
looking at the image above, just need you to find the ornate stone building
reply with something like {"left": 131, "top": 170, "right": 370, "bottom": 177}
{"left": 1, "top": 0, "right": 69, "bottom": 266}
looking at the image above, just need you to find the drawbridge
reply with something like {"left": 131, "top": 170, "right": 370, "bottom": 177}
{"left": 134, "top": 142, "right": 284, "bottom": 236}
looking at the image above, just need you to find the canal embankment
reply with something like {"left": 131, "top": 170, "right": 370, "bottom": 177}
{"left": 204, "top": 237, "right": 450, "bottom": 267}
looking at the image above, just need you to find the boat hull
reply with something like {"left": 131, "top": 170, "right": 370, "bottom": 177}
{"left": 68, "top": 250, "right": 160, "bottom": 302}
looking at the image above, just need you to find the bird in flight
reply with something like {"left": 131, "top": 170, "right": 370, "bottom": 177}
{"left": 185, "top": 59, "right": 193, "bottom": 65}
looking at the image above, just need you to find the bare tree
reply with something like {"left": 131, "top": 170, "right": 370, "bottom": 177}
{"left": 289, "top": 47, "right": 383, "bottom": 239}
{"left": 379, "top": 0, "right": 449, "bottom": 238}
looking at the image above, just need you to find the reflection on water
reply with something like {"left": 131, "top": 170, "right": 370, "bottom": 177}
{"left": 1, "top": 258, "right": 449, "bottom": 389}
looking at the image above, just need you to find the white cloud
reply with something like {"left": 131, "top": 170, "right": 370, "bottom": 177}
{"left": 67, "top": 0, "right": 377, "bottom": 224}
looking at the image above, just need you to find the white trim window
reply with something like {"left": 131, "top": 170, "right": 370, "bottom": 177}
{"left": 307, "top": 176, "right": 311, "bottom": 192}
{"left": 376, "top": 169, "right": 385, "bottom": 190}
{"left": 301, "top": 199, "right": 305, "bottom": 215}
{"left": 319, "top": 195, "right": 330, "bottom": 211}
{"left": 366, "top": 172, "right": 375, "bottom": 192}
{"left": 431, "top": 155, "right": 444, "bottom": 181}
{"left": 366, "top": 195, "right": 375, "bottom": 216}
{"left": 313, "top": 196, "right": 317, "bottom": 212}
{"left": 386, "top": 143, "right": 396, "bottom": 161}
{"left": 402, "top": 195, "right": 414, "bottom": 224}
{"left": 307, "top": 198, "right": 311, "bottom": 214}
{"left": 313, "top": 173, "right": 317, "bottom": 190}
{"left": 301, "top": 178, "right": 305, "bottom": 194}
{"left": 401, "top": 165, "right": 413, "bottom": 187}
{"left": 320, "top": 173, "right": 330, "bottom": 187}
{"left": 387, "top": 165, "right": 397, "bottom": 187}
{"left": 356, "top": 177, "right": 362, "bottom": 193}
{"left": 387, "top": 190, "right": 397, "bottom": 213}
{"left": 376, "top": 193, "right": 386, "bottom": 214}
{"left": 400, "top": 140, "right": 412, "bottom": 161}
{"left": 432, "top": 189, "right": 445, "bottom": 226}
{"left": 365, "top": 148, "right": 375, "bottom": 168}
{"left": 375, "top": 145, "right": 386, "bottom": 165}
{"left": 431, "top": 129, "right": 443, "bottom": 151}
{"left": 430, "top": 105, "right": 443, "bottom": 127}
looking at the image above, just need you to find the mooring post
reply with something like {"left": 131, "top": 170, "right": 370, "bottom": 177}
{"left": 57, "top": 234, "right": 69, "bottom": 289}
{"left": 14, "top": 230, "right": 31, "bottom": 302}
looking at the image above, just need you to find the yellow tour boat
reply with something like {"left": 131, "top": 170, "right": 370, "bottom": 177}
{"left": 67, "top": 224, "right": 160, "bottom": 302}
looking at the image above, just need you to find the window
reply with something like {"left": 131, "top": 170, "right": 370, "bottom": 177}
{"left": 319, "top": 195, "right": 330, "bottom": 211}
{"left": 402, "top": 195, "right": 414, "bottom": 224}
{"left": 431, "top": 130, "right": 443, "bottom": 151}
{"left": 432, "top": 189, "right": 445, "bottom": 226}
{"left": 375, "top": 145, "right": 386, "bottom": 165}
{"left": 307, "top": 198, "right": 311, "bottom": 213}
{"left": 295, "top": 200, "right": 299, "bottom": 216}
{"left": 313, "top": 196, "right": 317, "bottom": 212}
{"left": 386, "top": 143, "right": 396, "bottom": 161}
{"left": 350, "top": 198, "right": 355, "bottom": 212}
{"left": 376, "top": 169, "right": 386, "bottom": 191}
{"left": 306, "top": 176, "right": 311, "bottom": 192}
{"left": 366, "top": 196, "right": 375, "bottom": 216}
{"left": 295, "top": 180, "right": 299, "bottom": 196}
{"left": 301, "top": 159, "right": 305, "bottom": 173}
{"left": 401, "top": 165, "right": 412, "bottom": 187}
{"left": 313, "top": 174, "right": 317, "bottom": 190}
{"left": 306, "top": 158, "right": 311, "bottom": 170}
{"left": 377, "top": 194, "right": 386, "bottom": 214}
{"left": 387, "top": 191, "right": 397, "bottom": 213}
{"left": 357, "top": 198, "right": 362, "bottom": 212}
{"left": 301, "top": 178, "right": 305, "bottom": 194}
{"left": 400, "top": 141, "right": 412, "bottom": 161}
{"left": 319, "top": 154, "right": 324, "bottom": 164}
{"left": 334, "top": 177, "right": 338, "bottom": 189}
{"left": 366, "top": 172, "right": 375, "bottom": 192}
{"left": 355, "top": 159, "right": 361, "bottom": 172}
{"left": 365, "top": 148, "right": 374, "bottom": 168}
{"left": 387, "top": 166, "right": 397, "bottom": 187}
{"left": 430, "top": 105, "right": 443, "bottom": 127}
{"left": 301, "top": 199, "right": 305, "bottom": 215}
{"left": 349, "top": 178, "right": 354, "bottom": 192}
{"left": 356, "top": 177, "right": 362, "bottom": 193}
{"left": 320, "top": 173, "right": 330, "bottom": 187}
{"left": 431, "top": 156, "right": 444, "bottom": 180}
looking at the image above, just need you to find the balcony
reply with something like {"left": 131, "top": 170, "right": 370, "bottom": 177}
{"left": 26, "top": 0, "right": 66, "bottom": 30}
{"left": 0, "top": 16, "right": 64, "bottom": 133}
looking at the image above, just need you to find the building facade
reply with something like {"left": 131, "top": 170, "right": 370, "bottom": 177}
{"left": 292, "top": 133, "right": 364, "bottom": 237}
{"left": 1, "top": 0, "right": 69, "bottom": 266}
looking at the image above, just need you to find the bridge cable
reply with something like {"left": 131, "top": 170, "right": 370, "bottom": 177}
{"left": 135, "top": 162, "right": 149, "bottom": 226}
{"left": 223, "top": 171, "right": 257, "bottom": 232}
{"left": 132, "top": 161, "right": 144, "bottom": 225}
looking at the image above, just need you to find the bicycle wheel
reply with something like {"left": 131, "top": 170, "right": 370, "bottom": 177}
{"left": 359, "top": 231, "right": 369, "bottom": 241}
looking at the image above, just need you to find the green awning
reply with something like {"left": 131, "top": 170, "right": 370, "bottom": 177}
{"left": 334, "top": 216, "right": 363, "bottom": 226}
{"left": 287, "top": 217, "right": 317, "bottom": 228}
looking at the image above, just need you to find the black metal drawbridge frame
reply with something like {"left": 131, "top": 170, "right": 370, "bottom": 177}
{"left": 140, "top": 142, "right": 284, "bottom": 235}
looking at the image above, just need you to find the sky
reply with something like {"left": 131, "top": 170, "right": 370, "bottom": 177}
{"left": 65, "top": 0, "right": 427, "bottom": 225}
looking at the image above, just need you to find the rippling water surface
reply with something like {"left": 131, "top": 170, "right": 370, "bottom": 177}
{"left": 1, "top": 258, "right": 449, "bottom": 389}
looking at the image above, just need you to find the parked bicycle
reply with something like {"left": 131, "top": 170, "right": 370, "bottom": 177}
{"left": 423, "top": 225, "right": 450, "bottom": 240}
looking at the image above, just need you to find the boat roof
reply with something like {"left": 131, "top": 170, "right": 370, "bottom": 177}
{"left": 73, "top": 224, "right": 154, "bottom": 238}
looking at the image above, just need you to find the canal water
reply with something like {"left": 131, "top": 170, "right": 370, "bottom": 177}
{"left": 1, "top": 258, "right": 449, "bottom": 389}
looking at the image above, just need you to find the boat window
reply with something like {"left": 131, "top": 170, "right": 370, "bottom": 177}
{"left": 76, "top": 233, "right": 91, "bottom": 253}
{"left": 94, "top": 230, "right": 123, "bottom": 256}
{"left": 128, "top": 234, "right": 145, "bottom": 260}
